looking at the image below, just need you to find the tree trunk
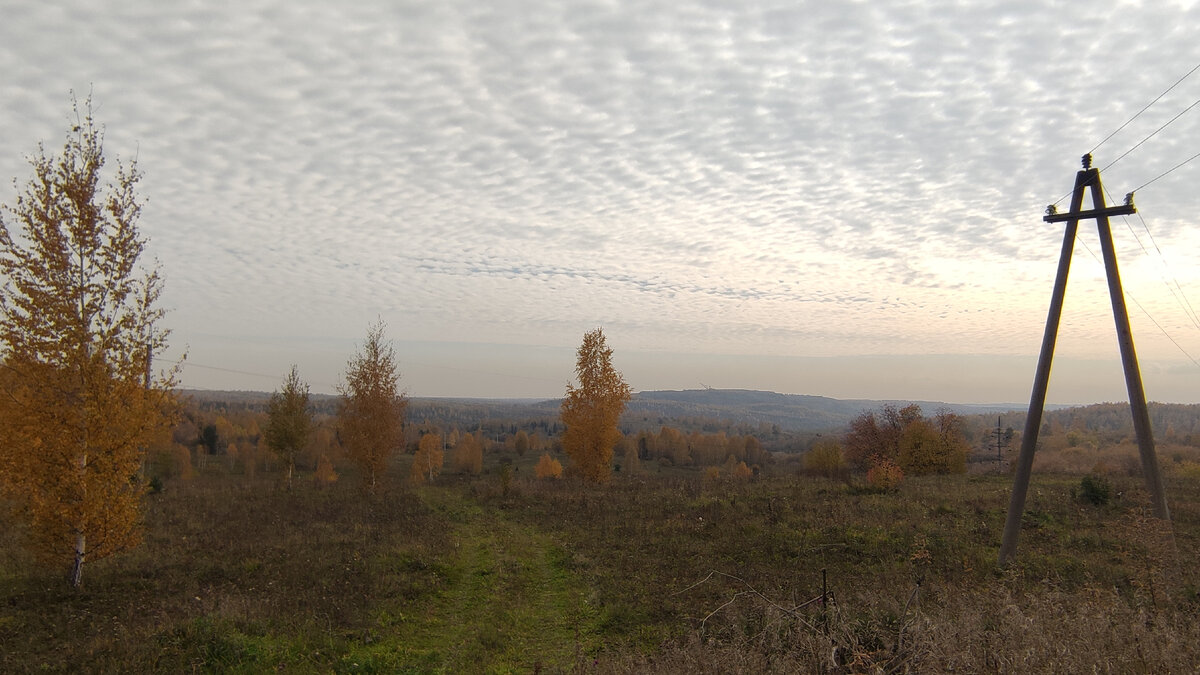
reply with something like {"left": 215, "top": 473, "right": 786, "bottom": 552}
{"left": 70, "top": 533, "right": 85, "bottom": 588}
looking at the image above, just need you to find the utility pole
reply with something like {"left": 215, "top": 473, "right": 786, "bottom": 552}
{"left": 998, "top": 154, "right": 1170, "bottom": 566}
{"left": 991, "top": 416, "right": 1010, "bottom": 470}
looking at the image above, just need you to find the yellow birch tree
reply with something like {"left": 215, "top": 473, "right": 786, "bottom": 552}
{"left": 411, "top": 432, "right": 444, "bottom": 483}
{"left": 560, "top": 328, "right": 632, "bottom": 483}
{"left": 453, "top": 432, "right": 483, "bottom": 474}
{"left": 534, "top": 453, "right": 563, "bottom": 479}
{"left": 338, "top": 320, "right": 406, "bottom": 491}
{"left": 0, "top": 97, "right": 178, "bottom": 588}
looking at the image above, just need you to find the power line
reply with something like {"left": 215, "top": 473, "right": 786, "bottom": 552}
{"left": 162, "top": 355, "right": 566, "bottom": 392}
{"left": 1090, "top": 61, "right": 1200, "bottom": 156}
{"left": 160, "top": 358, "right": 339, "bottom": 390}
{"left": 1054, "top": 62, "right": 1200, "bottom": 207}
{"left": 1101, "top": 184, "right": 1200, "bottom": 332}
{"left": 1132, "top": 149, "right": 1200, "bottom": 193}
{"left": 1134, "top": 211, "right": 1200, "bottom": 331}
{"left": 1102, "top": 95, "right": 1200, "bottom": 173}
{"left": 1073, "top": 235, "right": 1200, "bottom": 368}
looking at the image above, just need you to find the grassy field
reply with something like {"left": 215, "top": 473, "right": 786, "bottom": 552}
{"left": 3, "top": 460, "right": 1200, "bottom": 673}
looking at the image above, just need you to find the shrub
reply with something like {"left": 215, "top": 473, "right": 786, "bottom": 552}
{"left": 1174, "top": 461, "right": 1200, "bottom": 480}
{"left": 805, "top": 439, "right": 846, "bottom": 477}
{"left": 534, "top": 453, "right": 563, "bottom": 479}
{"left": 865, "top": 455, "right": 903, "bottom": 491}
{"left": 1075, "top": 474, "right": 1111, "bottom": 506}
{"left": 314, "top": 454, "right": 338, "bottom": 487}
{"left": 731, "top": 461, "right": 753, "bottom": 480}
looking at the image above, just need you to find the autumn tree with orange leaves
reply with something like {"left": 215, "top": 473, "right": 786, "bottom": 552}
{"left": 338, "top": 321, "right": 407, "bottom": 491}
{"left": 560, "top": 328, "right": 632, "bottom": 482}
{"left": 0, "top": 98, "right": 178, "bottom": 588}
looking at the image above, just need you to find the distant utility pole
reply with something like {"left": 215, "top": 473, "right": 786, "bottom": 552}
{"left": 998, "top": 154, "right": 1170, "bottom": 566}
{"left": 991, "top": 416, "right": 1011, "bottom": 470}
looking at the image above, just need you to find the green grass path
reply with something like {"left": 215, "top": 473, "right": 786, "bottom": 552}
{"left": 345, "top": 487, "right": 600, "bottom": 673}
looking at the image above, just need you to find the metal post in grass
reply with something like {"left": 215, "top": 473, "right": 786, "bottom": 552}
{"left": 998, "top": 155, "right": 1170, "bottom": 566}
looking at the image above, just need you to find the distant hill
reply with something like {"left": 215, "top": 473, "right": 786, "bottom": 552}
{"left": 177, "top": 387, "right": 1038, "bottom": 433}
{"left": 626, "top": 389, "right": 1030, "bottom": 432}
{"left": 401, "top": 389, "right": 1031, "bottom": 433}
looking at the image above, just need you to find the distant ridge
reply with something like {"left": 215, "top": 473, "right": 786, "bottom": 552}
{"left": 176, "top": 387, "right": 1040, "bottom": 432}
{"left": 628, "top": 389, "right": 1030, "bottom": 431}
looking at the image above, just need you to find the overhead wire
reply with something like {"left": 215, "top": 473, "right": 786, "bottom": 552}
{"left": 1071, "top": 235, "right": 1200, "bottom": 368}
{"left": 159, "top": 353, "right": 566, "bottom": 393}
{"left": 1132, "top": 149, "right": 1200, "bottom": 193}
{"left": 1043, "top": 62, "right": 1200, "bottom": 372}
{"left": 1053, "top": 60, "right": 1200, "bottom": 207}
{"left": 1109, "top": 186, "right": 1200, "bottom": 332}
{"left": 1134, "top": 210, "right": 1200, "bottom": 331}
{"left": 1089, "top": 61, "right": 1200, "bottom": 156}
{"left": 1101, "top": 183, "right": 1200, "bottom": 346}
{"left": 158, "top": 358, "right": 339, "bottom": 391}
{"left": 1101, "top": 95, "right": 1200, "bottom": 173}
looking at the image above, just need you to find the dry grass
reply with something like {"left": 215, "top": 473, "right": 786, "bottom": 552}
{"left": 3, "top": 458, "right": 1200, "bottom": 672}
{"left": 0, "top": 466, "right": 451, "bottom": 672}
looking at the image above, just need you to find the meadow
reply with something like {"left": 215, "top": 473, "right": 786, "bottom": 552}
{"left": 3, "top": 450, "right": 1200, "bottom": 673}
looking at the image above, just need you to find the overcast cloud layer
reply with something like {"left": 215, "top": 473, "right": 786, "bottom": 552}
{"left": 2, "top": 0, "right": 1200, "bottom": 403}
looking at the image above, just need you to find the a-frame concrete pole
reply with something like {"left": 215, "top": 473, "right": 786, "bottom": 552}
{"left": 1090, "top": 181, "right": 1171, "bottom": 521}
{"left": 999, "top": 156, "right": 1170, "bottom": 566}
{"left": 998, "top": 169, "right": 1087, "bottom": 566}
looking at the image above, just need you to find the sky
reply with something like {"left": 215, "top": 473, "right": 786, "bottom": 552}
{"left": 2, "top": 0, "right": 1200, "bottom": 405}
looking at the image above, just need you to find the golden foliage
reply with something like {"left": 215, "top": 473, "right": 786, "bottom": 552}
{"left": 659, "top": 426, "right": 690, "bottom": 465}
{"left": 411, "top": 433, "right": 444, "bottom": 484}
{"left": 622, "top": 439, "right": 640, "bottom": 475}
{"left": 731, "top": 460, "right": 753, "bottom": 480}
{"left": 453, "top": 432, "right": 483, "bottom": 475}
{"left": 866, "top": 454, "right": 904, "bottom": 490}
{"left": 170, "top": 444, "right": 195, "bottom": 481}
{"left": 805, "top": 439, "right": 847, "bottom": 477}
{"left": 0, "top": 99, "right": 179, "bottom": 587}
{"left": 560, "top": 329, "right": 632, "bottom": 483}
{"left": 314, "top": 454, "right": 338, "bottom": 487}
{"left": 338, "top": 320, "right": 407, "bottom": 491}
{"left": 534, "top": 453, "right": 563, "bottom": 479}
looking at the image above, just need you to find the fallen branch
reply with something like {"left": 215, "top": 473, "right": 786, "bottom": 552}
{"left": 675, "top": 569, "right": 826, "bottom": 633}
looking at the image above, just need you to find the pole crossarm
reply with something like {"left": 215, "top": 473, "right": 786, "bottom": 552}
{"left": 998, "top": 154, "right": 1170, "bottom": 567}
{"left": 1044, "top": 203, "right": 1135, "bottom": 223}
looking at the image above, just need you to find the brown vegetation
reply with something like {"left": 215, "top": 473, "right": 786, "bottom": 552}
{"left": 844, "top": 404, "right": 968, "bottom": 475}
{"left": 3, "top": 388, "right": 1200, "bottom": 671}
